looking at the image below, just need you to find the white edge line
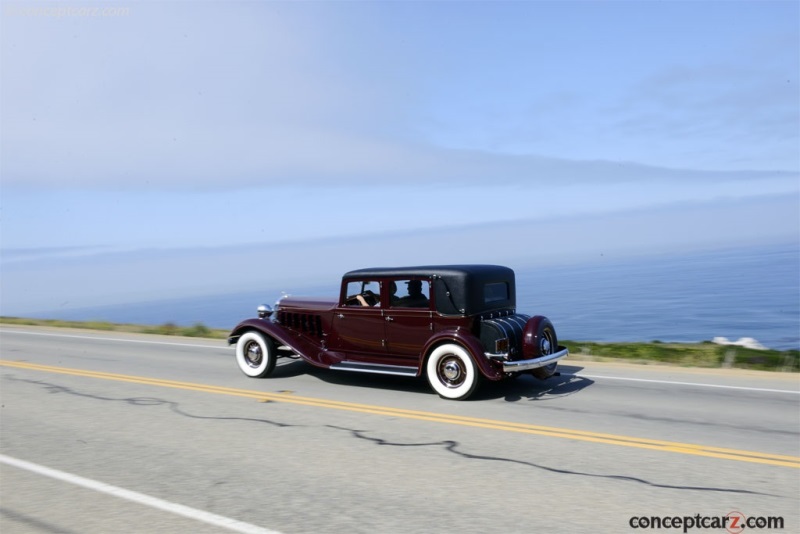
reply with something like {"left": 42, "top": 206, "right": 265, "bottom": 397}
{"left": 0, "top": 454, "right": 282, "bottom": 534}
{"left": 0, "top": 329, "right": 229, "bottom": 350}
{"left": 573, "top": 374, "right": 800, "bottom": 395}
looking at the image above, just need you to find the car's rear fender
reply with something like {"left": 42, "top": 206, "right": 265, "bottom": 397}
{"left": 421, "top": 329, "right": 505, "bottom": 381}
{"left": 522, "top": 315, "right": 557, "bottom": 358}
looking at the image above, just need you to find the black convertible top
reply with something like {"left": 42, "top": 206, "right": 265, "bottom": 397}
{"left": 343, "top": 265, "right": 516, "bottom": 315}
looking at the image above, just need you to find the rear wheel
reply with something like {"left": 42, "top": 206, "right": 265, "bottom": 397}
{"left": 235, "top": 331, "right": 276, "bottom": 378}
{"left": 426, "top": 344, "right": 479, "bottom": 400}
{"left": 531, "top": 320, "right": 558, "bottom": 380}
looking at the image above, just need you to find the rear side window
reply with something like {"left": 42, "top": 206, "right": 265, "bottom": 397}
{"left": 391, "top": 279, "right": 431, "bottom": 308}
{"left": 484, "top": 282, "right": 509, "bottom": 304}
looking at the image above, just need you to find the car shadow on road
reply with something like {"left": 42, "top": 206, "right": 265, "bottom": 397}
{"left": 270, "top": 357, "right": 318, "bottom": 378}
{"left": 302, "top": 365, "right": 434, "bottom": 395}
{"left": 476, "top": 367, "right": 595, "bottom": 402}
{"left": 288, "top": 361, "right": 593, "bottom": 401}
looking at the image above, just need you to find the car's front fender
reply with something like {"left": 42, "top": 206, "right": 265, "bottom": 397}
{"left": 228, "top": 318, "right": 331, "bottom": 369}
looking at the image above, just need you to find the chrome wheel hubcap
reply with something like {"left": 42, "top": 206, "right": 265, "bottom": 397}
{"left": 443, "top": 360, "right": 460, "bottom": 380}
{"left": 439, "top": 356, "right": 465, "bottom": 387}
{"left": 245, "top": 342, "right": 262, "bottom": 367}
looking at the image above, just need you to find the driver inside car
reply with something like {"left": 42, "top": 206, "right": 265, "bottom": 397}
{"left": 355, "top": 293, "right": 376, "bottom": 306}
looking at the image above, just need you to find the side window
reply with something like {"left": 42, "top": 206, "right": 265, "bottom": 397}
{"left": 344, "top": 280, "right": 381, "bottom": 307}
{"left": 484, "top": 282, "right": 509, "bottom": 304}
{"left": 392, "top": 279, "right": 430, "bottom": 308}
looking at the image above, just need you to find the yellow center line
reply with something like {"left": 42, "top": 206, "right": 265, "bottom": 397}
{"left": 3, "top": 359, "right": 798, "bottom": 468}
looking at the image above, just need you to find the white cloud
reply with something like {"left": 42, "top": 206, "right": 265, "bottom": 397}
{"left": 2, "top": 2, "right": 797, "bottom": 190}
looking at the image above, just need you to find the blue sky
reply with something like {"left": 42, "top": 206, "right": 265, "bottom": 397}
{"left": 1, "top": 0, "right": 798, "bottom": 315}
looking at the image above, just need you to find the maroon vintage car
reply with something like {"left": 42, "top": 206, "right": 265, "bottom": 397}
{"left": 228, "top": 265, "right": 568, "bottom": 400}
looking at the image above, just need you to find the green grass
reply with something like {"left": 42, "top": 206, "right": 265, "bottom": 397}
{"left": 561, "top": 340, "right": 799, "bottom": 372}
{"left": 1, "top": 316, "right": 797, "bottom": 372}
{"left": 0, "top": 316, "right": 229, "bottom": 339}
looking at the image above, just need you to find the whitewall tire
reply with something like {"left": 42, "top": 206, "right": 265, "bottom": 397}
{"left": 426, "top": 343, "right": 479, "bottom": 400}
{"left": 235, "top": 331, "right": 276, "bottom": 378}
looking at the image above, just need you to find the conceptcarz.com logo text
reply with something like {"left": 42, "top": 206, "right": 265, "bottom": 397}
{"left": 629, "top": 511, "right": 785, "bottom": 533}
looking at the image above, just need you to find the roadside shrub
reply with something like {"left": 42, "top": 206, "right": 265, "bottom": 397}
{"left": 183, "top": 323, "right": 211, "bottom": 337}
{"left": 144, "top": 322, "right": 180, "bottom": 336}
{"left": 561, "top": 340, "right": 797, "bottom": 372}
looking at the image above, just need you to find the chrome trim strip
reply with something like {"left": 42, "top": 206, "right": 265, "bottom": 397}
{"left": 507, "top": 314, "right": 529, "bottom": 331}
{"left": 482, "top": 319, "right": 509, "bottom": 355}
{"left": 330, "top": 361, "right": 419, "bottom": 377}
{"left": 501, "top": 347, "right": 569, "bottom": 372}
{"left": 493, "top": 317, "right": 513, "bottom": 337}
{"left": 485, "top": 318, "right": 510, "bottom": 340}
{"left": 495, "top": 316, "right": 522, "bottom": 339}
{"left": 483, "top": 313, "right": 529, "bottom": 356}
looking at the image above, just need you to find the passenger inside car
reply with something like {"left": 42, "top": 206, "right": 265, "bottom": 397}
{"left": 395, "top": 280, "right": 429, "bottom": 308}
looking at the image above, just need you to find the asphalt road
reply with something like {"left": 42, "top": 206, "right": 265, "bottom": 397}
{"left": 1, "top": 325, "right": 798, "bottom": 534}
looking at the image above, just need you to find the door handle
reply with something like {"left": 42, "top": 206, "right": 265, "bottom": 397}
{"left": 337, "top": 314, "right": 345, "bottom": 319}
{"left": 385, "top": 316, "right": 394, "bottom": 322}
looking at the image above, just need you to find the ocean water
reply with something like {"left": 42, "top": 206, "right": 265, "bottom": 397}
{"left": 34, "top": 242, "right": 799, "bottom": 350}
{"left": 514, "top": 242, "right": 799, "bottom": 350}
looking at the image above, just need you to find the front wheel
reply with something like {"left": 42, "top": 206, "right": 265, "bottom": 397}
{"left": 426, "top": 344, "right": 479, "bottom": 400}
{"left": 235, "top": 331, "right": 276, "bottom": 378}
{"left": 531, "top": 320, "right": 558, "bottom": 380}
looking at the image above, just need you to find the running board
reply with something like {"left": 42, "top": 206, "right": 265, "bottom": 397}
{"left": 330, "top": 361, "right": 419, "bottom": 377}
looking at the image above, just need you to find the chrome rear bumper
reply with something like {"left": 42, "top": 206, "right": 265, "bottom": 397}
{"left": 491, "top": 347, "right": 569, "bottom": 373}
